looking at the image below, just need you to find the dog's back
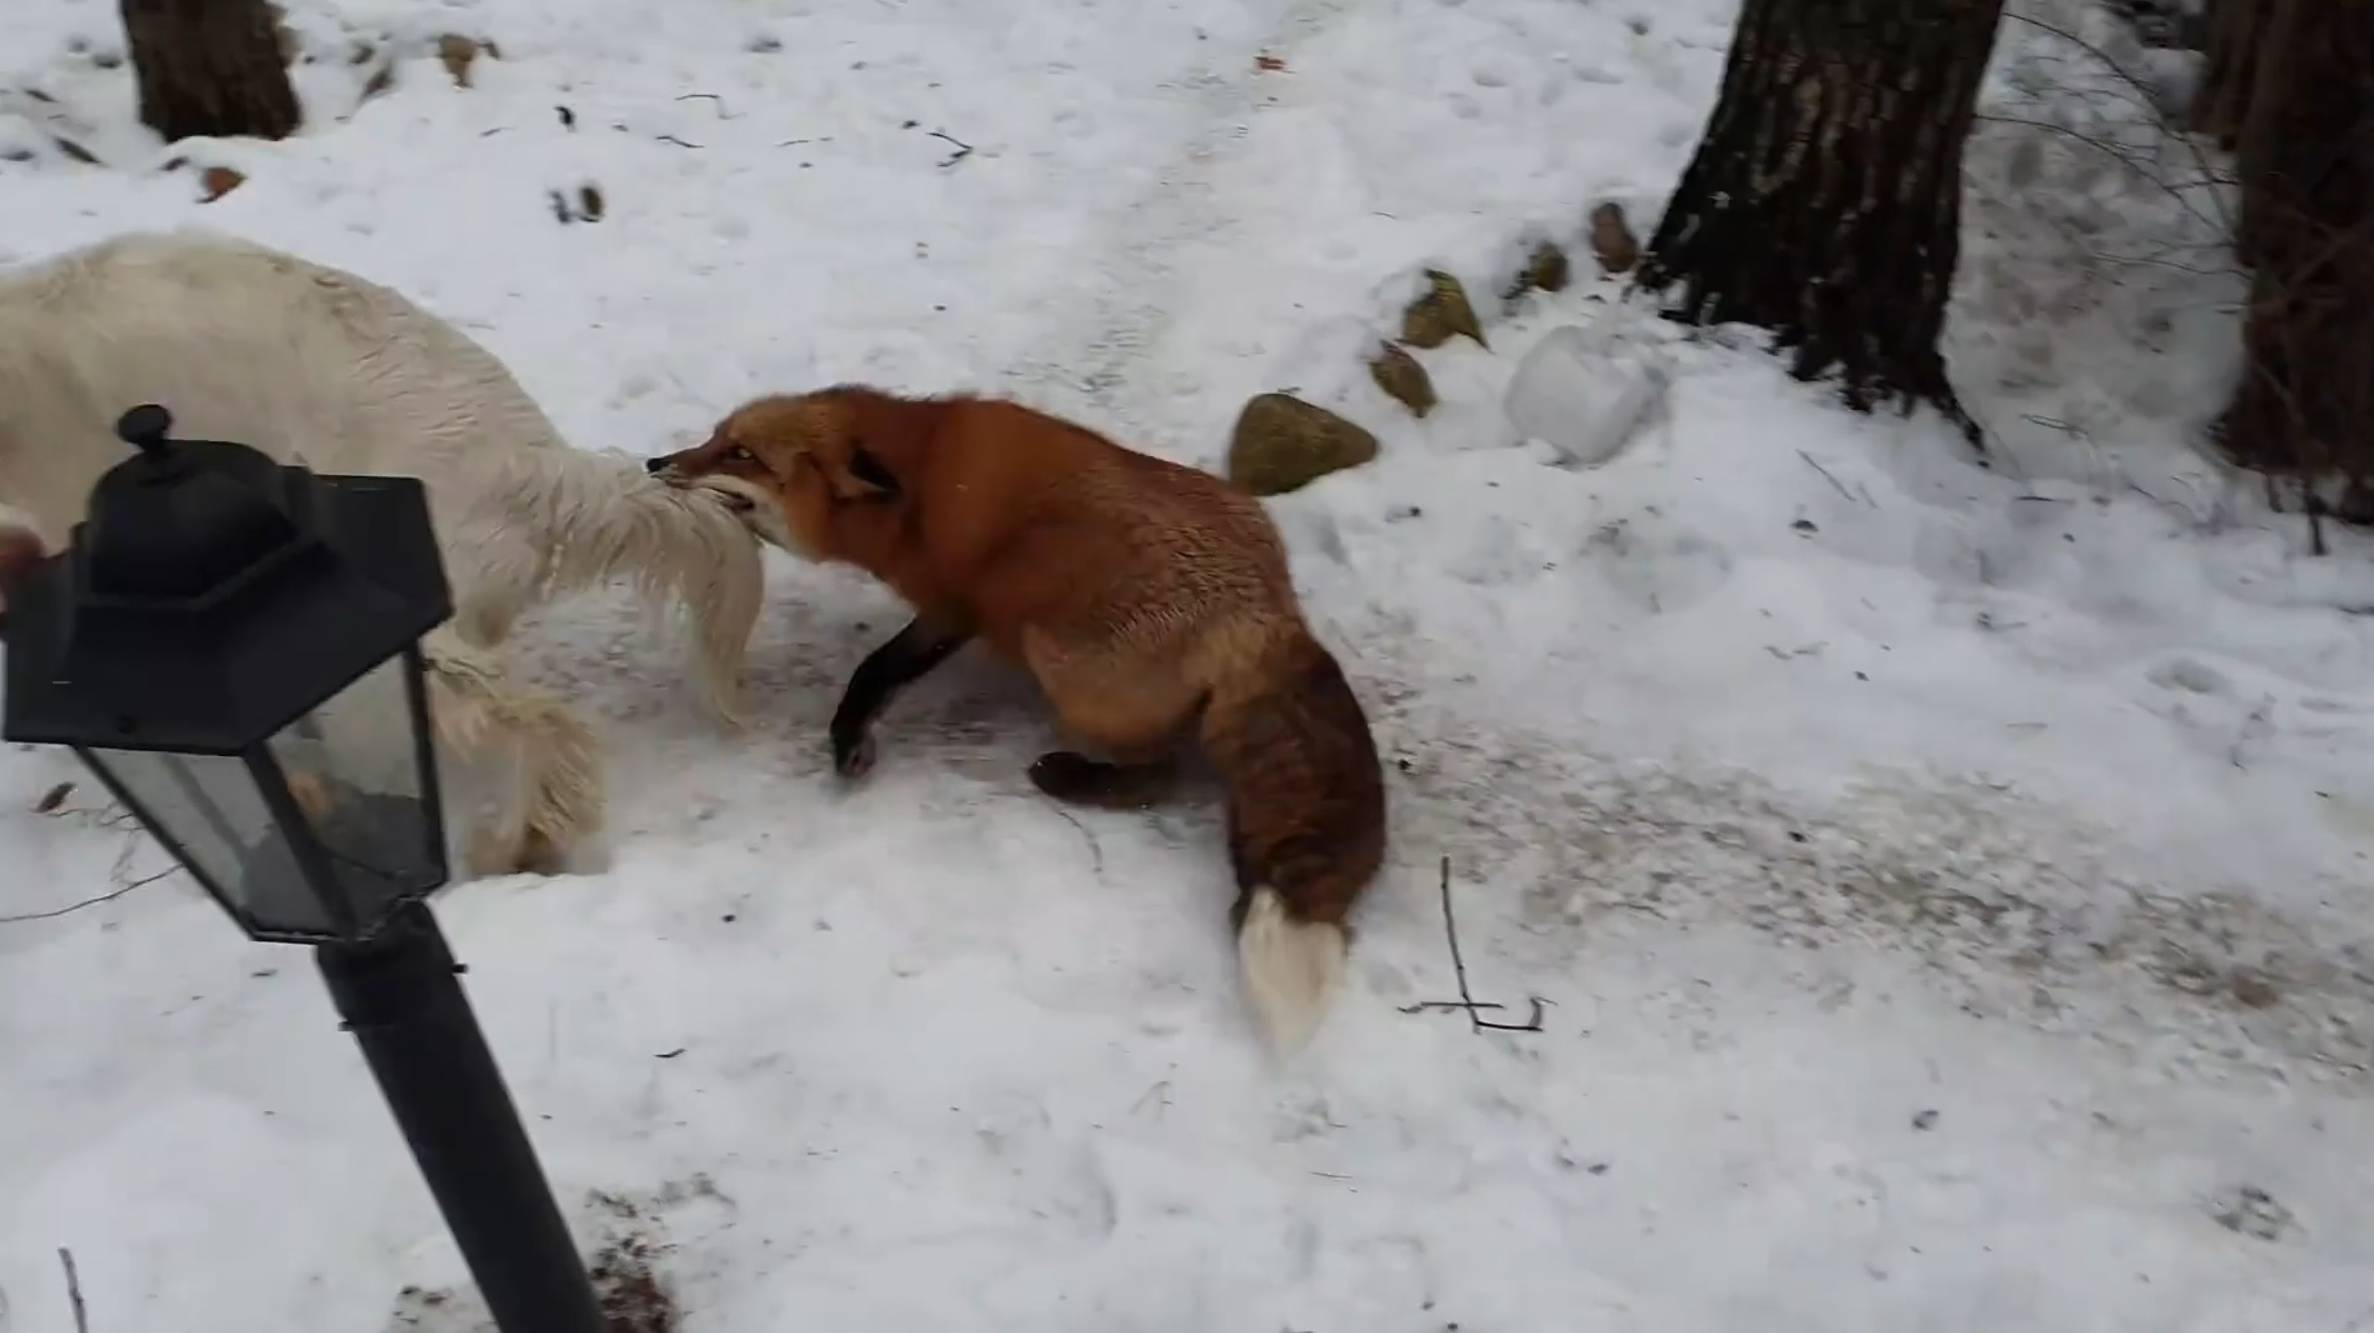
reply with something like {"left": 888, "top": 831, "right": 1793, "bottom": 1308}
{"left": 0, "top": 230, "right": 569, "bottom": 550}
{"left": 0, "top": 231, "right": 761, "bottom": 700}
{"left": 0, "top": 231, "right": 767, "bottom": 874}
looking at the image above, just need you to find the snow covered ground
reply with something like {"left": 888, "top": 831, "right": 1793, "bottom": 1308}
{"left": 6, "top": 0, "right": 2374, "bottom": 1328}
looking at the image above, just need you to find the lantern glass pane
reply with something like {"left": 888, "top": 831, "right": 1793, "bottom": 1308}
{"left": 264, "top": 655, "right": 441, "bottom": 920}
{"left": 86, "top": 749, "right": 339, "bottom": 936}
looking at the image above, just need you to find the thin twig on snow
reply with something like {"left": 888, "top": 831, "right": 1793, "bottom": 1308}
{"left": 1400, "top": 855, "right": 1545, "bottom": 1034}
{"left": 58, "top": 1247, "right": 89, "bottom": 1333}
{"left": 925, "top": 129, "right": 973, "bottom": 169}
{"left": 0, "top": 866, "right": 180, "bottom": 927}
{"left": 1797, "top": 449, "right": 1866, "bottom": 505}
{"left": 674, "top": 92, "right": 738, "bottom": 119}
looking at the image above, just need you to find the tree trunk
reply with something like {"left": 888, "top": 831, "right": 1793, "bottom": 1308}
{"left": 2216, "top": 0, "right": 2374, "bottom": 525}
{"left": 1637, "top": 0, "right": 2006, "bottom": 445}
{"left": 120, "top": 0, "right": 299, "bottom": 144}
{"left": 2192, "top": 0, "right": 2273, "bottom": 149}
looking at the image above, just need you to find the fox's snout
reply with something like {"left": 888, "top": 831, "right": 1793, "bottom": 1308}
{"left": 645, "top": 450, "right": 757, "bottom": 513}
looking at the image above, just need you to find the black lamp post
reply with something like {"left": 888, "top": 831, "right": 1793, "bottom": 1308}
{"left": 2, "top": 406, "right": 604, "bottom": 1333}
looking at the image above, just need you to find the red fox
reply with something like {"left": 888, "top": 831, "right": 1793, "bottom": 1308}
{"left": 650, "top": 387, "right": 1386, "bottom": 1050}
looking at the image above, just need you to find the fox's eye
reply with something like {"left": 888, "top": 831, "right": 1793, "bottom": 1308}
{"left": 727, "top": 445, "right": 755, "bottom": 464}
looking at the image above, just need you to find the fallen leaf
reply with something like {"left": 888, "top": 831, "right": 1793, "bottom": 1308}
{"left": 200, "top": 165, "right": 246, "bottom": 201}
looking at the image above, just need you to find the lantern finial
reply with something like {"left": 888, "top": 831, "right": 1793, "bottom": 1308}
{"left": 116, "top": 403, "right": 174, "bottom": 455}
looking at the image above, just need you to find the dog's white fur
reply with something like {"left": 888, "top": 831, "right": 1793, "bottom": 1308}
{"left": 0, "top": 230, "right": 764, "bottom": 874}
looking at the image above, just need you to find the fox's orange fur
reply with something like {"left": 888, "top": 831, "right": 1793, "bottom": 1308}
{"left": 651, "top": 386, "right": 1385, "bottom": 1050}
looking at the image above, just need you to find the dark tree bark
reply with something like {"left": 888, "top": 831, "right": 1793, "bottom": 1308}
{"left": 1636, "top": 0, "right": 2006, "bottom": 445}
{"left": 2191, "top": 0, "right": 2274, "bottom": 149}
{"left": 2216, "top": 0, "right": 2374, "bottom": 531}
{"left": 120, "top": 0, "right": 300, "bottom": 144}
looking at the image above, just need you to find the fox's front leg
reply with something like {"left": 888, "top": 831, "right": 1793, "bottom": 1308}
{"left": 829, "top": 616, "right": 972, "bottom": 778}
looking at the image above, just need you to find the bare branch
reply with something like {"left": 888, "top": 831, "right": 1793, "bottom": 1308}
{"left": 0, "top": 866, "right": 181, "bottom": 927}
{"left": 2000, "top": 10, "right": 2237, "bottom": 238}
{"left": 1405, "top": 856, "right": 1545, "bottom": 1035}
{"left": 1973, "top": 114, "right": 2229, "bottom": 237}
{"left": 59, "top": 1247, "right": 89, "bottom": 1333}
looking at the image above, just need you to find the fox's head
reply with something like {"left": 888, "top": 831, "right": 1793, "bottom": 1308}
{"left": 646, "top": 391, "right": 901, "bottom": 558}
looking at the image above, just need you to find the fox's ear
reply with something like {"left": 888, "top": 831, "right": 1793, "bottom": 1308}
{"left": 829, "top": 443, "right": 899, "bottom": 500}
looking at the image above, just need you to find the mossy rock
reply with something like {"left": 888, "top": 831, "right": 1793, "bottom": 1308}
{"left": 1502, "top": 242, "right": 1571, "bottom": 302}
{"left": 1401, "top": 269, "right": 1485, "bottom": 349}
{"left": 1589, "top": 202, "right": 1641, "bottom": 275}
{"left": 1228, "top": 393, "right": 1379, "bottom": 496}
{"left": 1368, "top": 343, "right": 1436, "bottom": 417}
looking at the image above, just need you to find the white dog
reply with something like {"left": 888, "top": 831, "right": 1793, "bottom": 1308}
{"left": 0, "top": 231, "right": 763, "bottom": 875}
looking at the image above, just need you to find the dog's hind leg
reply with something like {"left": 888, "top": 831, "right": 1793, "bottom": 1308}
{"left": 419, "top": 629, "right": 605, "bottom": 876}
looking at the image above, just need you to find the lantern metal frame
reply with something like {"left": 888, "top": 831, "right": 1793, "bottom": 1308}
{"left": 0, "top": 405, "right": 604, "bottom": 1333}
{"left": 3, "top": 405, "right": 454, "bottom": 943}
{"left": 59, "top": 644, "right": 447, "bottom": 943}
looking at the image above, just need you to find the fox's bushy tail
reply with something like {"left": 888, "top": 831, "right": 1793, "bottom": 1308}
{"left": 1199, "top": 634, "right": 1385, "bottom": 1053}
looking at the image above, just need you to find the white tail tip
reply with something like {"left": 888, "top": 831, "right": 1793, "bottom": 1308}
{"left": 1237, "top": 887, "right": 1346, "bottom": 1055}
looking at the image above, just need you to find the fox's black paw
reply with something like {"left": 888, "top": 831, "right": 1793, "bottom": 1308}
{"left": 1028, "top": 751, "right": 1176, "bottom": 809}
{"left": 831, "top": 730, "right": 877, "bottom": 780}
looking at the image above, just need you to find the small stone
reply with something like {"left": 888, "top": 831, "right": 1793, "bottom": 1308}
{"left": 1401, "top": 269, "right": 1486, "bottom": 349}
{"left": 2228, "top": 969, "right": 2281, "bottom": 1009}
{"left": 1589, "top": 202, "right": 1641, "bottom": 275}
{"left": 199, "top": 165, "right": 246, "bottom": 202}
{"left": 1504, "top": 241, "right": 1571, "bottom": 301}
{"left": 1368, "top": 343, "right": 1436, "bottom": 417}
{"left": 436, "top": 33, "right": 485, "bottom": 88}
{"left": 1227, "top": 393, "right": 1379, "bottom": 496}
{"left": 579, "top": 184, "right": 606, "bottom": 220}
{"left": 359, "top": 61, "right": 397, "bottom": 103}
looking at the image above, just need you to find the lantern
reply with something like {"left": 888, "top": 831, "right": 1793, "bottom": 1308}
{"left": 1, "top": 405, "right": 601, "bottom": 1333}
{"left": 3, "top": 404, "right": 450, "bottom": 940}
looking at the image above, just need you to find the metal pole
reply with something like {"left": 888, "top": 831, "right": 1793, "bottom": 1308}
{"left": 316, "top": 901, "right": 604, "bottom": 1333}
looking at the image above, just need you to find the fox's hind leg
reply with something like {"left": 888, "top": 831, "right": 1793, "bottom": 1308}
{"left": 1027, "top": 749, "right": 1181, "bottom": 809}
{"left": 1021, "top": 627, "right": 1202, "bottom": 809}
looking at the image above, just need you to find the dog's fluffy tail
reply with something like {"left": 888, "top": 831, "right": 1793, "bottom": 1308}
{"left": 449, "top": 445, "right": 765, "bottom": 721}
{"left": 1237, "top": 886, "right": 1350, "bottom": 1053}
